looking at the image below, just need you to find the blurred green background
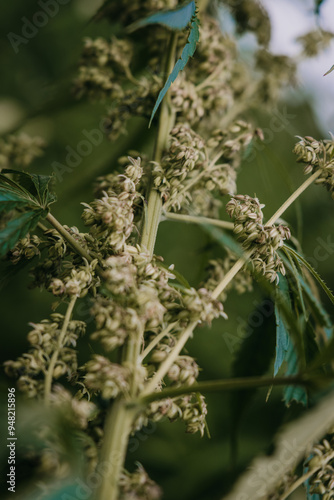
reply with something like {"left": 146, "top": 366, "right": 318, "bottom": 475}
{"left": 0, "top": 1, "right": 333, "bottom": 499}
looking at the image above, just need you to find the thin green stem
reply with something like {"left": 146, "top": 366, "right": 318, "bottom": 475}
{"left": 44, "top": 296, "right": 77, "bottom": 405}
{"left": 211, "top": 171, "right": 322, "bottom": 300}
{"left": 46, "top": 212, "right": 92, "bottom": 263}
{"left": 140, "top": 322, "right": 177, "bottom": 362}
{"left": 266, "top": 170, "right": 321, "bottom": 226}
{"left": 139, "top": 374, "right": 312, "bottom": 405}
{"left": 162, "top": 212, "right": 234, "bottom": 230}
{"left": 142, "top": 320, "right": 198, "bottom": 396}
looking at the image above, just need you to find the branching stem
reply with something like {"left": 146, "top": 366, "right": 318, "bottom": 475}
{"left": 140, "top": 322, "right": 177, "bottom": 362}
{"left": 44, "top": 296, "right": 77, "bottom": 405}
{"left": 46, "top": 212, "right": 92, "bottom": 263}
{"left": 162, "top": 211, "right": 234, "bottom": 230}
{"left": 139, "top": 374, "right": 312, "bottom": 405}
{"left": 97, "top": 32, "right": 179, "bottom": 500}
{"left": 142, "top": 320, "right": 198, "bottom": 396}
{"left": 211, "top": 171, "right": 322, "bottom": 300}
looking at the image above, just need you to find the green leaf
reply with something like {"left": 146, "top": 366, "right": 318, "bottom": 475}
{"left": 149, "top": 8, "right": 200, "bottom": 126}
{"left": 133, "top": 0, "right": 196, "bottom": 31}
{"left": 0, "top": 187, "right": 33, "bottom": 214}
{"left": 158, "top": 261, "right": 191, "bottom": 289}
{"left": 0, "top": 209, "right": 46, "bottom": 258}
{"left": 283, "top": 244, "right": 334, "bottom": 306}
{"left": 274, "top": 275, "right": 290, "bottom": 376}
{"left": 0, "top": 172, "right": 33, "bottom": 199}
{"left": 2, "top": 169, "right": 56, "bottom": 208}
{"left": 230, "top": 301, "right": 276, "bottom": 462}
{"left": 324, "top": 64, "right": 334, "bottom": 76}
{"left": 283, "top": 340, "right": 307, "bottom": 406}
{"left": 280, "top": 248, "right": 332, "bottom": 329}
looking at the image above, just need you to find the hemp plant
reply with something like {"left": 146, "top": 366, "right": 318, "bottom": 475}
{"left": 2, "top": 1, "right": 334, "bottom": 499}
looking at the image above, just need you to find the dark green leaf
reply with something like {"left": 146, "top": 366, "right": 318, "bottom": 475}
{"left": 2, "top": 169, "right": 56, "bottom": 207}
{"left": 0, "top": 172, "right": 33, "bottom": 199}
{"left": 0, "top": 187, "right": 33, "bottom": 214}
{"left": 149, "top": 9, "right": 200, "bottom": 126}
{"left": 230, "top": 301, "right": 276, "bottom": 462}
{"left": 280, "top": 248, "right": 331, "bottom": 329}
{"left": 274, "top": 275, "right": 290, "bottom": 376}
{"left": 315, "top": 0, "right": 326, "bottom": 15}
{"left": 133, "top": 0, "right": 196, "bottom": 31}
{"left": 283, "top": 244, "right": 334, "bottom": 307}
{"left": 283, "top": 341, "right": 307, "bottom": 406}
{"left": 0, "top": 209, "right": 46, "bottom": 258}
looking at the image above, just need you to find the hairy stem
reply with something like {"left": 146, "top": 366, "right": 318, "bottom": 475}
{"left": 44, "top": 296, "right": 77, "bottom": 405}
{"left": 211, "top": 171, "right": 322, "bottom": 300}
{"left": 140, "top": 33, "right": 178, "bottom": 255}
{"left": 162, "top": 211, "right": 234, "bottom": 230}
{"left": 96, "top": 32, "right": 178, "bottom": 500}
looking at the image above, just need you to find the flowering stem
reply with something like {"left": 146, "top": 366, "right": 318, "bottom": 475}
{"left": 142, "top": 320, "right": 198, "bottom": 396}
{"left": 45, "top": 212, "right": 93, "bottom": 263}
{"left": 44, "top": 296, "right": 77, "bottom": 405}
{"left": 97, "top": 32, "right": 178, "bottom": 500}
{"left": 211, "top": 170, "right": 322, "bottom": 300}
{"left": 139, "top": 373, "right": 312, "bottom": 405}
{"left": 162, "top": 211, "right": 234, "bottom": 230}
{"left": 140, "top": 33, "right": 178, "bottom": 255}
{"left": 140, "top": 322, "right": 177, "bottom": 362}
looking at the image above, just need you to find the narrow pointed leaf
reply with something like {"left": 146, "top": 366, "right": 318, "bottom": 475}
{"left": 280, "top": 248, "right": 332, "bottom": 328}
{"left": 132, "top": 1, "right": 196, "bottom": 31}
{"left": 274, "top": 275, "right": 290, "bottom": 376}
{"left": 149, "top": 11, "right": 200, "bottom": 126}
{"left": 283, "top": 244, "right": 334, "bottom": 306}
{"left": 0, "top": 209, "right": 46, "bottom": 257}
{"left": 283, "top": 341, "right": 307, "bottom": 406}
{"left": 324, "top": 64, "right": 334, "bottom": 76}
